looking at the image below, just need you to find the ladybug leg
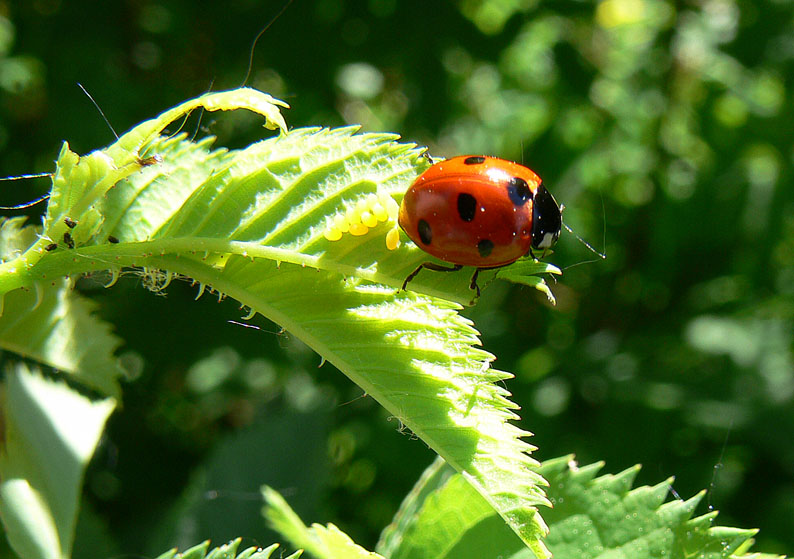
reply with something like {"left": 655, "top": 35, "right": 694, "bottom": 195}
{"left": 528, "top": 247, "right": 550, "bottom": 261}
{"left": 401, "top": 262, "right": 462, "bottom": 291}
{"left": 469, "top": 268, "right": 481, "bottom": 298}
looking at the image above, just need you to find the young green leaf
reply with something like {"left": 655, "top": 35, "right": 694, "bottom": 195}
{"left": 263, "top": 486, "right": 385, "bottom": 559}
{"left": 0, "top": 88, "right": 290, "bottom": 296}
{"left": 263, "top": 486, "right": 322, "bottom": 557}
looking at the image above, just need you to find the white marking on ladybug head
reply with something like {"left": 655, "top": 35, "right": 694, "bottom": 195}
{"left": 536, "top": 232, "right": 557, "bottom": 249}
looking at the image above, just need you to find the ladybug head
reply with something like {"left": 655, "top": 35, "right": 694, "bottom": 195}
{"left": 531, "top": 184, "right": 562, "bottom": 250}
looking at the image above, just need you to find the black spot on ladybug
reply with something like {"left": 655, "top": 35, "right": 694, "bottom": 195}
{"left": 418, "top": 219, "right": 432, "bottom": 245}
{"left": 477, "top": 239, "right": 494, "bottom": 258}
{"left": 45, "top": 243, "right": 58, "bottom": 252}
{"left": 63, "top": 217, "right": 77, "bottom": 229}
{"left": 463, "top": 156, "right": 486, "bottom": 165}
{"left": 108, "top": 235, "right": 120, "bottom": 244}
{"left": 507, "top": 177, "right": 532, "bottom": 207}
{"left": 457, "top": 193, "right": 477, "bottom": 222}
{"left": 63, "top": 231, "right": 74, "bottom": 249}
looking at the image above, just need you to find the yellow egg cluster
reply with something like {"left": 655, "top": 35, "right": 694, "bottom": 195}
{"left": 324, "top": 192, "right": 401, "bottom": 250}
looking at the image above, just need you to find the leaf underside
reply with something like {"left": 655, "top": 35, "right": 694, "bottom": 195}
{"left": 0, "top": 365, "right": 115, "bottom": 559}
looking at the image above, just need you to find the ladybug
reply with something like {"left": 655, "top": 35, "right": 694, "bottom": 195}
{"left": 398, "top": 155, "right": 562, "bottom": 296}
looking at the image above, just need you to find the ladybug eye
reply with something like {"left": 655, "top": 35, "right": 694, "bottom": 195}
{"left": 463, "top": 156, "right": 486, "bottom": 165}
{"left": 457, "top": 193, "right": 477, "bottom": 222}
{"left": 531, "top": 183, "right": 562, "bottom": 250}
{"left": 507, "top": 177, "right": 532, "bottom": 207}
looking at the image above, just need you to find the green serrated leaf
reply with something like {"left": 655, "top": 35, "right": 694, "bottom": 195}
{"left": 173, "top": 254, "right": 548, "bottom": 555}
{"left": 152, "top": 539, "right": 293, "bottom": 559}
{"left": 372, "top": 455, "right": 785, "bottom": 559}
{"left": 496, "top": 259, "right": 561, "bottom": 304}
{"left": 0, "top": 89, "right": 557, "bottom": 553}
{"left": 0, "top": 277, "right": 125, "bottom": 396}
{"left": 0, "top": 364, "right": 115, "bottom": 559}
{"left": 206, "top": 538, "right": 244, "bottom": 559}
{"left": 164, "top": 540, "right": 210, "bottom": 559}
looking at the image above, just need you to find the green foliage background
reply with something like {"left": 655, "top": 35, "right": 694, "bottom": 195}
{"left": 0, "top": 0, "right": 791, "bottom": 557}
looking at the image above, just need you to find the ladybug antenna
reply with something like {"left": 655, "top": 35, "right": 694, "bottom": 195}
{"left": 241, "top": 0, "right": 295, "bottom": 87}
{"left": 79, "top": 83, "right": 167, "bottom": 167}
{"left": 0, "top": 192, "right": 50, "bottom": 210}
{"left": 0, "top": 172, "right": 51, "bottom": 183}
{"left": 0, "top": 170, "right": 53, "bottom": 210}
{"left": 563, "top": 221, "right": 606, "bottom": 259}
{"left": 559, "top": 203, "right": 607, "bottom": 268}
{"left": 77, "top": 83, "right": 118, "bottom": 140}
{"left": 189, "top": 78, "right": 215, "bottom": 142}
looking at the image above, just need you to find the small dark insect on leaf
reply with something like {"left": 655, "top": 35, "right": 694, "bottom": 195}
{"left": 45, "top": 243, "right": 58, "bottom": 251}
{"left": 64, "top": 217, "right": 77, "bottom": 228}
{"left": 108, "top": 235, "right": 120, "bottom": 244}
{"left": 138, "top": 154, "right": 163, "bottom": 167}
{"left": 63, "top": 231, "right": 75, "bottom": 249}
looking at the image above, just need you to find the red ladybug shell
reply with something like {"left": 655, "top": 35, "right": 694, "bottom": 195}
{"left": 398, "top": 155, "right": 562, "bottom": 268}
